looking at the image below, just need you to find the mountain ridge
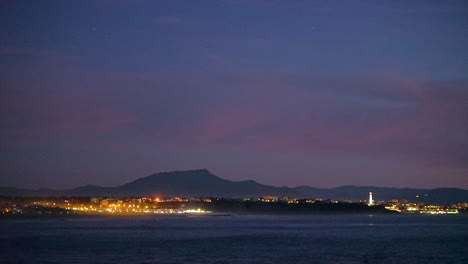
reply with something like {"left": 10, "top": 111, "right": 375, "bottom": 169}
{"left": 1, "top": 169, "right": 467, "bottom": 204}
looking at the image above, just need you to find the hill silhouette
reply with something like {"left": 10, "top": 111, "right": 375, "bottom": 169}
{"left": 1, "top": 169, "right": 467, "bottom": 204}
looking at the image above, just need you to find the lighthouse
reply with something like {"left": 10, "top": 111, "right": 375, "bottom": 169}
{"left": 368, "top": 192, "right": 374, "bottom": 206}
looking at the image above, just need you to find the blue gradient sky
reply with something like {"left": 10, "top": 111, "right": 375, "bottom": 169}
{"left": 1, "top": 0, "right": 467, "bottom": 189}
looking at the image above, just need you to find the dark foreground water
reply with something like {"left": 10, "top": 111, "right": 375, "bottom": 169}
{"left": 1, "top": 214, "right": 467, "bottom": 263}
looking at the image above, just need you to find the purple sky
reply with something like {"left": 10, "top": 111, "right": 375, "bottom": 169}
{"left": 1, "top": 0, "right": 467, "bottom": 189}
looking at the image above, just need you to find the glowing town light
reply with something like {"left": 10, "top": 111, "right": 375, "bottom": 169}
{"left": 368, "top": 192, "right": 374, "bottom": 206}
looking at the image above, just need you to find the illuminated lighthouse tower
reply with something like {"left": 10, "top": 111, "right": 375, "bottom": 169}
{"left": 368, "top": 192, "right": 374, "bottom": 206}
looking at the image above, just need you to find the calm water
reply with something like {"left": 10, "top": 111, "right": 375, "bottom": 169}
{"left": 1, "top": 214, "right": 467, "bottom": 263}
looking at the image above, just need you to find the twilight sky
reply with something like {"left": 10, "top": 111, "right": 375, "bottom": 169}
{"left": 1, "top": 0, "right": 467, "bottom": 189}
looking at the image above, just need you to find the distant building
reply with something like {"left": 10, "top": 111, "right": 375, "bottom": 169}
{"left": 368, "top": 192, "right": 374, "bottom": 206}
{"left": 262, "top": 195, "right": 278, "bottom": 202}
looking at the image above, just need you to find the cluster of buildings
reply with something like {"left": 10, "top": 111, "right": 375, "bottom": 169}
{"left": 43, "top": 197, "right": 210, "bottom": 215}
{"left": 0, "top": 197, "right": 211, "bottom": 215}
{"left": 383, "top": 199, "right": 460, "bottom": 214}
{"left": 249, "top": 195, "right": 345, "bottom": 204}
{"left": 1, "top": 193, "right": 466, "bottom": 216}
{"left": 367, "top": 192, "right": 463, "bottom": 214}
{"left": 248, "top": 195, "right": 314, "bottom": 203}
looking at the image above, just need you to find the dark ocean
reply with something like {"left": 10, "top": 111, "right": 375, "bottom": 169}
{"left": 1, "top": 214, "right": 467, "bottom": 263}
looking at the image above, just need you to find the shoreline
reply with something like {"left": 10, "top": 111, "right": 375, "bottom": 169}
{"left": 0, "top": 211, "right": 400, "bottom": 220}
{"left": 3, "top": 211, "right": 468, "bottom": 220}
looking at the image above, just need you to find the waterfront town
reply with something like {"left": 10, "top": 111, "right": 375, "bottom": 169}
{"left": 1, "top": 192, "right": 466, "bottom": 217}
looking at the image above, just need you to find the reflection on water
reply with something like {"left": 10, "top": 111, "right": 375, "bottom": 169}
{"left": 1, "top": 214, "right": 467, "bottom": 263}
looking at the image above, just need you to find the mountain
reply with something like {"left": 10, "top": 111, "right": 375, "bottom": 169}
{"left": 0, "top": 169, "right": 298, "bottom": 198}
{"left": 115, "top": 169, "right": 297, "bottom": 197}
{"left": 0, "top": 169, "right": 467, "bottom": 204}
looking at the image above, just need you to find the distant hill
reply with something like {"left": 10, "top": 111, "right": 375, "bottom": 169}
{"left": 0, "top": 169, "right": 297, "bottom": 198}
{"left": 296, "top": 185, "right": 468, "bottom": 204}
{"left": 115, "top": 169, "right": 297, "bottom": 197}
{"left": 1, "top": 169, "right": 467, "bottom": 204}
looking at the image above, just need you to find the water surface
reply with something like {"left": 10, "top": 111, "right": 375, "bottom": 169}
{"left": 1, "top": 214, "right": 467, "bottom": 263}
